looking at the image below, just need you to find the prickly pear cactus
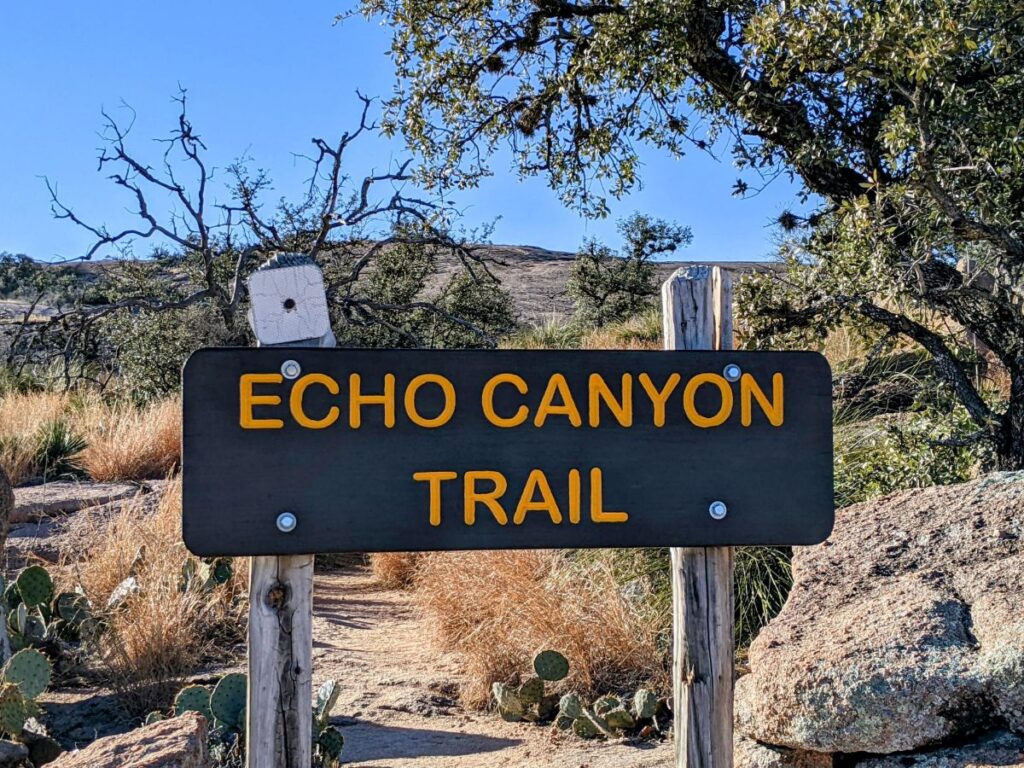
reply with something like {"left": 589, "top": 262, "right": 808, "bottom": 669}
{"left": 492, "top": 682, "right": 524, "bottom": 721}
{"left": 605, "top": 707, "right": 636, "bottom": 730}
{"left": 211, "top": 559, "right": 233, "bottom": 585}
{"left": 145, "top": 711, "right": 166, "bottom": 725}
{"left": 572, "top": 715, "right": 600, "bottom": 739}
{"left": 517, "top": 676, "right": 545, "bottom": 705}
{"left": 174, "top": 685, "right": 213, "bottom": 720}
{"left": 2, "top": 648, "right": 51, "bottom": 700}
{"left": 532, "top": 650, "right": 569, "bottom": 682}
{"left": 538, "top": 693, "right": 560, "bottom": 721}
{"left": 317, "top": 725, "right": 345, "bottom": 761}
{"left": 16, "top": 566, "right": 54, "bottom": 609}
{"left": 558, "top": 692, "right": 583, "bottom": 719}
{"left": 55, "top": 593, "right": 91, "bottom": 626}
{"left": 315, "top": 679, "right": 340, "bottom": 729}
{"left": 0, "top": 683, "right": 27, "bottom": 736}
{"left": 210, "top": 673, "right": 247, "bottom": 729}
{"left": 593, "top": 694, "right": 620, "bottom": 716}
{"left": 633, "top": 688, "right": 658, "bottom": 720}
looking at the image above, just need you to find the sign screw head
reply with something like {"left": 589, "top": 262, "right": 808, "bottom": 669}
{"left": 276, "top": 512, "right": 298, "bottom": 533}
{"left": 723, "top": 363, "right": 742, "bottom": 382}
{"left": 709, "top": 501, "right": 728, "bottom": 520}
{"left": 281, "top": 360, "right": 301, "bottom": 380}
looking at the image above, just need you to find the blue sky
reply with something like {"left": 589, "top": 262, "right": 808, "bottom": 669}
{"left": 0, "top": 2, "right": 805, "bottom": 262}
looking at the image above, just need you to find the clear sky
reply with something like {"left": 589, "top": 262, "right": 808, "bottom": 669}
{"left": 0, "top": 2, "right": 805, "bottom": 262}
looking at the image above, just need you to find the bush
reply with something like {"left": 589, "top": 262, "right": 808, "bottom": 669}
{"left": 411, "top": 550, "right": 666, "bottom": 708}
{"left": 568, "top": 214, "right": 689, "bottom": 327}
{"left": 76, "top": 397, "right": 181, "bottom": 482}
{"left": 58, "top": 480, "right": 247, "bottom": 714}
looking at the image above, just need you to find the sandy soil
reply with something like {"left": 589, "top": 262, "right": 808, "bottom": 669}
{"left": 313, "top": 567, "right": 673, "bottom": 768}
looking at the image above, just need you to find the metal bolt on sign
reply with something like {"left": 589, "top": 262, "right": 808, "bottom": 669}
{"left": 723, "top": 363, "right": 742, "bottom": 382}
{"left": 281, "top": 360, "right": 302, "bottom": 380}
{"left": 276, "top": 512, "right": 298, "bottom": 533}
{"left": 709, "top": 500, "right": 728, "bottom": 520}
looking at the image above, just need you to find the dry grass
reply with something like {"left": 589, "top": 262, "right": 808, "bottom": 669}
{"left": 0, "top": 392, "right": 73, "bottom": 484}
{"left": 76, "top": 397, "right": 181, "bottom": 482}
{"left": 412, "top": 550, "right": 667, "bottom": 708}
{"left": 58, "top": 479, "right": 247, "bottom": 714}
{"left": 370, "top": 552, "right": 418, "bottom": 588}
{"left": 0, "top": 392, "right": 181, "bottom": 485}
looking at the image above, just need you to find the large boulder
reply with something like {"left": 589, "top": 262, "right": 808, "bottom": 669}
{"left": 48, "top": 712, "right": 209, "bottom": 768}
{"left": 736, "top": 472, "right": 1024, "bottom": 754}
{"left": 855, "top": 729, "right": 1024, "bottom": 768}
{"left": 11, "top": 481, "right": 142, "bottom": 524}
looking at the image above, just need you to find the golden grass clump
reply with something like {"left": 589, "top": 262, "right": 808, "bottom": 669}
{"left": 412, "top": 550, "right": 666, "bottom": 708}
{"left": 0, "top": 391, "right": 72, "bottom": 485}
{"left": 74, "top": 397, "right": 182, "bottom": 482}
{"left": 59, "top": 479, "right": 247, "bottom": 713}
{"left": 370, "top": 552, "right": 419, "bottom": 588}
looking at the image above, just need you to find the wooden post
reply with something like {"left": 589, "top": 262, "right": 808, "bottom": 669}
{"left": 245, "top": 254, "right": 335, "bottom": 768}
{"left": 662, "top": 265, "right": 735, "bottom": 768}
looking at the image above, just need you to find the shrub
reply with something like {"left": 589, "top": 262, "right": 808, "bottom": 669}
{"left": 0, "top": 392, "right": 76, "bottom": 485}
{"left": 412, "top": 550, "right": 665, "bottom": 708}
{"left": 58, "top": 480, "right": 247, "bottom": 714}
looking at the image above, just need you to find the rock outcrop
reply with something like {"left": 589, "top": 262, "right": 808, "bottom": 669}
{"left": 736, "top": 472, "right": 1024, "bottom": 754}
{"left": 48, "top": 712, "right": 208, "bottom": 768}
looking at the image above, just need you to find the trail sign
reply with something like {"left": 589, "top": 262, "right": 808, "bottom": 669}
{"left": 182, "top": 348, "right": 832, "bottom": 556}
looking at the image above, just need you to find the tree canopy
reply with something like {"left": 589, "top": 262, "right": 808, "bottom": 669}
{"left": 360, "top": 0, "right": 1024, "bottom": 468}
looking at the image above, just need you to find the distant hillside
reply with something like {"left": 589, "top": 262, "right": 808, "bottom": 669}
{"left": 1, "top": 246, "right": 771, "bottom": 324}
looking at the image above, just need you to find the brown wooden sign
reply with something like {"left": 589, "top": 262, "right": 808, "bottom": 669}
{"left": 181, "top": 348, "right": 832, "bottom": 556}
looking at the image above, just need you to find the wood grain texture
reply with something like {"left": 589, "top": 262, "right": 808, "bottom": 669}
{"left": 246, "top": 255, "right": 328, "bottom": 768}
{"left": 663, "top": 265, "right": 736, "bottom": 768}
{"left": 247, "top": 555, "right": 314, "bottom": 768}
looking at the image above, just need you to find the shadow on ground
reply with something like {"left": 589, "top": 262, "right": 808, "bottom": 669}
{"left": 338, "top": 720, "right": 523, "bottom": 762}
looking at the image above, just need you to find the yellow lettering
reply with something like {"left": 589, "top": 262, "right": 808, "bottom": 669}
{"left": 481, "top": 373, "right": 529, "bottom": 427}
{"left": 683, "top": 373, "right": 733, "bottom": 428}
{"left": 638, "top": 372, "right": 681, "bottom": 427}
{"left": 413, "top": 471, "right": 458, "bottom": 526}
{"left": 289, "top": 373, "right": 340, "bottom": 429}
{"left": 588, "top": 373, "right": 633, "bottom": 427}
{"left": 590, "top": 467, "right": 628, "bottom": 523}
{"left": 349, "top": 373, "right": 396, "bottom": 428}
{"left": 405, "top": 374, "right": 456, "bottom": 428}
{"left": 239, "top": 373, "right": 284, "bottom": 429}
{"left": 741, "top": 373, "right": 784, "bottom": 427}
{"left": 533, "top": 374, "right": 582, "bottom": 428}
{"left": 513, "top": 469, "right": 563, "bottom": 524}
{"left": 568, "top": 468, "right": 581, "bottom": 524}
{"left": 463, "top": 471, "right": 509, "bottom": 525}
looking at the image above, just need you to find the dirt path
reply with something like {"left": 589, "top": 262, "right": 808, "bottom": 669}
{"left": 313, "top": 567, "right": 673, "bottom": 768}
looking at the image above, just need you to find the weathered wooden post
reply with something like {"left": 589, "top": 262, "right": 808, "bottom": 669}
{"left": 662, "top": 265, "right": 735, "bottom": 768}
{"left": 245, "top": 254, "right": 335, "bottom": 768}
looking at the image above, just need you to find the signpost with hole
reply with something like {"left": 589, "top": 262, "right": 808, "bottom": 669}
{"left": 181, "top": 256, "right": 834, "bottom": 768}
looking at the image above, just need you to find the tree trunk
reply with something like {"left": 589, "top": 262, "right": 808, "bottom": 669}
{"left": 995, "top": 371, "right": 1024, "bottom": 471}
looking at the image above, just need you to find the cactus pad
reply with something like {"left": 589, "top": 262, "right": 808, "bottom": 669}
{"left": 593, "top": 694, "right": 620, "bottom": 716}
{"left": 174, "top": 685, "right": 212, "bottom": 720}
{"left": 318, "top": 725, "right": 345, "bottom": 759}
{"left": 604, "top": 707, "right": 635, "bottom": 730}
{"left": 555, "top": 713, "right": 575, "bottom": 730}
{"left": 16, "top": 566, "right": 53, "bottom": 608}
{"left": 532, "top": 650, "right": 569, "bottom": 682}
{"left": 633, "top": 688, "right": 658, "bottom": 720}
{"left": 3, "top": 649, "right": 51, "bottom": 700}
{"left": 211, "top": 559, "right": 233, "bottom": 585}
{"left": 145, "top": 711, "right": 166, "bottom": 725}
{"left": 491, "top": 682, "right": 524, "bottom": 718}
{"left": 56, "top": 593, "right": 91, "bottom": 625}
{"left": 558, "top": 693, "right": 584, "bottom": 719}
{"left": 315, "top": 679, "right": 340, "bottom": 726}
{"left": 572, "top": 716, "right": 600, "bottom": 739}
{"left": 4, "top": 581, "right": 21, "bottom": 610}
{"left": 210, "top": 673, "right": 247, "bottom": 729}
{"left": 518, "top": 676, "right": 545, "bottom": 705}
